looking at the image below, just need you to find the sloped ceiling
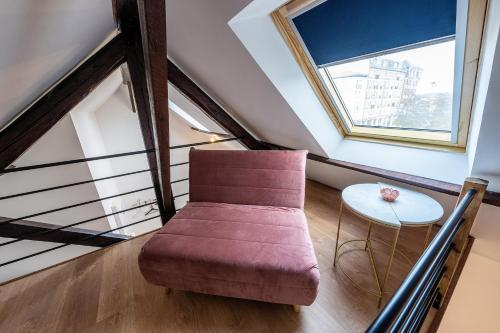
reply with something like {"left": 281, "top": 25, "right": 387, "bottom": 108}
{"left": 0, "top": 0, "right": 115, "bottom": 129}
{"left": 0, "top": 0, "right": 325, "bottom": 155}
{"left": 165, "top": 0, "right": 326, "bottom": 155}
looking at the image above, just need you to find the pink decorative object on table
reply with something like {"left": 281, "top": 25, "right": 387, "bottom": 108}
{"left": 380, "top": 187, "right": 400, "bottom": 202}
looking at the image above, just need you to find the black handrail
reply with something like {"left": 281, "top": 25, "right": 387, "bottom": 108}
{"left": 173, "top": 192, "right": 189, "bottom": 199}
{"left": 0, "top": 214, "right": 161, "bottom": 268}
{"left": 366, "top": 188, "right": 476, "bottom": 333}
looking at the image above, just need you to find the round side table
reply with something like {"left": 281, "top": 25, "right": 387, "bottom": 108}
{"left": 333, "top": 183, "right": 444, "bottom": 307}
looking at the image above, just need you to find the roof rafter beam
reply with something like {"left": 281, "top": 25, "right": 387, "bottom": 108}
{"left": 115, "top": 0, "right": 175, "bottom": 222}
{"left": 0, "top": 34, "right": 127, "bottom": 171}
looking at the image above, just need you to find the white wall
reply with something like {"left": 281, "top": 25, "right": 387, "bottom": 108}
{"left": 71, "top": 109, "right": 122, "bottom": 231}
{"left": 467, "top": 0, "right": 500, "bottom": 174}
{"left": 67, "top": 68, "right": 160, "bottom": 237}
{"left": 229, "top": 4, "right": 343, "bottom": 157}
{"left": 0, "top": 115, "right": 107, "bottom": 284}
{"left": 439, "top": 2, "right": 500, "bottom": 329}
{"left": 332, "top": 139, "right": 469, "bottom": 185}
{"left": 0, "top": 0, "right": 115, "bottom": 129}
{"left": 92, "top": 85, "right": 158, "bottom": 236}
{"left": 71, "top": 69, "right": 132, "bottom": 234}
{"left": 468, "top": 21, "right": 500, "bottom": 191}
{"left": 0, "top": 115, "right": 106, "bottom": 228}
{"left": 0, "top": 0, "right": 120, "bottom": 282}
{"left": 438, "top": 252, "right": 500, "bottom": 332}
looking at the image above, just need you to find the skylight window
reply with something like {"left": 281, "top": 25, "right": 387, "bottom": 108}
{"left": 273, "top": 0, "right": 486, "bottom": 148}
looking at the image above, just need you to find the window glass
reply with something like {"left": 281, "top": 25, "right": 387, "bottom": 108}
{"left": 321, "top": 40, "right": 455, "bottom": 132}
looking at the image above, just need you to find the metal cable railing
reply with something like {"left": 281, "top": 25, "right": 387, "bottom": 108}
{"left": 0, "top": 137, "right": 241, "bottom": 271}
{"left": 170, "top": 178, "right": 189, "bottom": 184}
{"left": 366, "top": 188, "right": 476, "bottom": 333}
{"left": 0, "top": 215, "right": 161, "bottom": 268}
{"left": 0, "top": 168, "right": 152, "bottom": 201}
{"left": 0, "top": 186, "right": 155, "bottom": 226}
{"left": 173, "top": 192, "right": 189, "bottom": 199}
{"left": 0, "top": 201, "right": 155, "bottom": 247}
{"left": 0, "top": 149, "right": 155, "bottom": 174}
{"left": 0, "top": 137, "right": 239, "bottom": 175}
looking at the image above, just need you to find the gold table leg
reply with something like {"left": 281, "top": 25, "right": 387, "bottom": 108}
{"left": 378, "top": 228, "right": 400, "bottom": 307}
{"left": 423, "top": 224, "right": 433, "bottom": 252}
{"left": 335, "top": 239, "right": 412, "bottom": 297}
{"left": 365, "top": 222, "right": 373, "bottom": 251}
{"left": 333, "top": 202, "right": 343, "bottom": 267}
{"left": 333, "top": 201, "right": 409, "bottom": 308}
{"left": 366, "top": 235, "right": 382, "bottom": 297}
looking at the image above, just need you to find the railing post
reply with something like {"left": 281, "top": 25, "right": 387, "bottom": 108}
{"left": 437, "top": 177, "right": 488, "bottom": 306}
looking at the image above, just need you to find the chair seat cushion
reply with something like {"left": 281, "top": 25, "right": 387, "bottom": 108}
{"left": 138, "top": 202, "right": 320, "bottom": 305}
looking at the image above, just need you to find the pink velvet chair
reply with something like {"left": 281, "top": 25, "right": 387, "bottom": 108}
{"left": 138, "top": 149, "right": 320, "bottom": 310}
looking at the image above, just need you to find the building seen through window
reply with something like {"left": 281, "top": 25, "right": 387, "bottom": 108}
{"left": 320, "top": 40, "right": 455, "bottom": 132}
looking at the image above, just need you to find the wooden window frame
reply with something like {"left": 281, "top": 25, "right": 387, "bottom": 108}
{"left": 272, "top": 0, "right": 488, "bottom": 150}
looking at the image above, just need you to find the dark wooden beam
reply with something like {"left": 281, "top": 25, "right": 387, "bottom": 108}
{"left": 0, "top": 217, "right": 129, "bottom": 247}
{"left": 260, "top": 141, "right": 500, "bottom": 207}
{"left": 0, "top": 35, "right": 126, "bottom": 171}
{"left": 167, "top": 60, "right": 267, "bottom": 150}
{"left": 115, "top": 0, "right": 175, "bottom": 222}
{"left": 483, "top": 190, "right": 500, "bottom": 207}
{"left": 307, "top": 152, "right": 461, "bottom": 195}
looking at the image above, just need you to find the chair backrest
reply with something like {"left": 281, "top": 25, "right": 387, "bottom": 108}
{"left": 189, "top": 149, "right": 308, "bottom": 209}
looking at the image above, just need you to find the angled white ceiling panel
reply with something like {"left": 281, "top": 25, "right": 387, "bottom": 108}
{"left": 0, "top": 0, "right": 115, "bottom": 128}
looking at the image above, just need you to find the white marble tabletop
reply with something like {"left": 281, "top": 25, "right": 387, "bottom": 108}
{"left": 341, "top": 183, "right": 444, "bottom": 228}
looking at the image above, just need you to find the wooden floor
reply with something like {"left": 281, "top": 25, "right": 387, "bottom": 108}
{"left": 0, "top": 181, "right": 436, "bottom": 332}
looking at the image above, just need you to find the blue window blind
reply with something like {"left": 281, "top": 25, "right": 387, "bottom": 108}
{"left": 292, "top": 0, "right": 457, "bottom": 66}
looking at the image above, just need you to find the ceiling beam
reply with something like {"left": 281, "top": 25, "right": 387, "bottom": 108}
{"left": 115, "top": 0, "right": 175, "bottom": 223}
{"left": 0, "top": 218, "right": 129, "bottom": 247}
{"left": 0, "top": 35, "right": 126, "bottom": 171}
{"left": 167, "top": 60, "right": 267, "bottom": 150}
